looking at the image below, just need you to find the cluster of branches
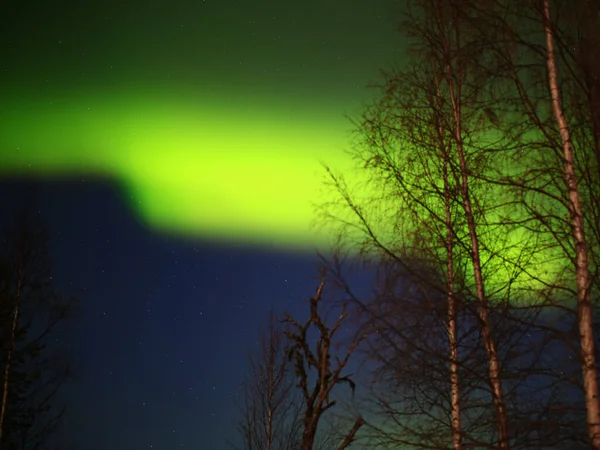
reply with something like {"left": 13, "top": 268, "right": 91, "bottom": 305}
{"left": 315, "top": 0, "right": 600, "bottom": 449}
{"left": 0, "top": 208, "right": 74, "bottom": 450}
{"left": 234, "top": 273, "right": 365, "bottom": 450}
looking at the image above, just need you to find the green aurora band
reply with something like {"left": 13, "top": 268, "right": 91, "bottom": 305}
{"left": 0, "top": 83, "right": 567, "bottom": 303}
{"left": 1, "top": 83, "right": 364, "bottom": 251}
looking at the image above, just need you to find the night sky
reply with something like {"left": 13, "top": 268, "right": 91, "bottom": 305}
{"left": 1, "top": 1, "right": 403, "bottom": 449}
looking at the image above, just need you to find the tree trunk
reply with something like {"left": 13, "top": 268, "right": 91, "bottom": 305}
{"left": 542, "top": 0, "right": 600, "bottom": 446}
{"left": 453, "top": 110, "right": 509, "bottom": 450}
{"left": 448, "top": 292, "right": 460, "bottom": 450}
{"left": 445, "top": 177, "right": 461, "bottom": 450}
{"left": 301, "top": 415, "right": 318, "bottom": 450}
{"left": 443, "top": 42, "right": 510, "bottom": 449}
{"left": 0, "top": 271, "right": 22, "bottom": 446}
{"left": 438, "top": 77, "right": 462, "bottom": 450}
{"left": 267, "top": 335, "right": 274, "bottom": 450}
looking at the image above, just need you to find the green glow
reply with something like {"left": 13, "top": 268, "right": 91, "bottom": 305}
{"left": 0, "top": 83, "right": 572, "bottom": 303}
{"left": 0, "top": 84, "right": 359, "bottom": 251}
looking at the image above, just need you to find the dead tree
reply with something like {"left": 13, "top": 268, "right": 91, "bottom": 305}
{"left": 284, "top": 273, "right": 365, "bottom": 450}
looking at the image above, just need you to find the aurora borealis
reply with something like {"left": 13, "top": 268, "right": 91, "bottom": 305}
{"left": 1, "top": 0, "right": 402, "bottom": 252}
{"left": 1, "top": 85, "right": 359, "bottom": 250}
{"left": 1, "top": 0, "right": 401, "bottom": 448}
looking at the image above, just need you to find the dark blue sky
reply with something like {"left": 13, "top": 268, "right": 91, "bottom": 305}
{"left": 1, "top": 180, "right": 374, "bottom": 450}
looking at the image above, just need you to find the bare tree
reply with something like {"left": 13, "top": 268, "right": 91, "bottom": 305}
{"left": 329, "top": 255, "right": 483, "bottom": 450}
{"left": 541, "top": 0, "right": 600, "bottom": 444}
{"left": 323, "top": 245, "right": 576, "bottom": 450}
{"left": 235, "top": 309, "right": 303, "bottom": 450}
{"left": 449, "top": 0, "right": 600, "bottom": 445}
{"left": 314, "top": 1, "right": 600, "bottom": 448}
{"left": 0, "top": 207, "right": 74, "bottom": 450}
{"left": 319, "top": 12, "right": 515, "bottom": 446}
{"left": 284, "top": 272, "right": 365, "bottom": 450}
{"left": 0, "top": 213, "right": 30, "bottom": 444}
{"left": 419, "top": 2, "right": 511, "bottom": 445}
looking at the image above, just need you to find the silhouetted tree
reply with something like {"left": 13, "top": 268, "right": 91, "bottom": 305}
{"left": 0, "top": 208, "right": 73, "bottom": 450}
{"left": 284, "top": 272, "right": 365, "bottom": 450}
{"left": 451, "top": 0, "right": 600, "bottom": 445}
{"left": 235, "top": 309, "right": 303, "bottom": 450}
{"left": 316, "top": 0, "right": 600, "bottom": 447}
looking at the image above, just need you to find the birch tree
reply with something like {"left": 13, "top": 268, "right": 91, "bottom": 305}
{"left": 454, "top": 0, "right": 600, "bottom": 445}
{"left": 320, "top": 1, "right": 514, "bottom": 446}
{"left": 316, "top": 0, "right": 600, "bottom": 448}
{"left": 541, "top": 0, "right": 600, "bottom": 444}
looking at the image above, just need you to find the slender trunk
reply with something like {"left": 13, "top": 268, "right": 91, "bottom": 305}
{"left": 266, "top": 340, "right": 274, "bottom": 450}
{"left": 0, "top": 270, "right": 22, "bottom": 446}
{"left": 444, "top": 164, "right": 461, "bottom": 450}
{"left": 444, "top": 167, "right": 461, "bottom": 449}
{"left": 437, "top": 77, "right": 462, "bottom": 450}
{"left": 267, "top": 394, "right": 273, "bottom": 450}
{"left": 542, "top": 1, "right": 600, "bottom": 446}
{"left": 452, "top": 100, "right": 509, "bottom": 450}
{"left": 439, "top": 3, "right": 509, "bottom": 443}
